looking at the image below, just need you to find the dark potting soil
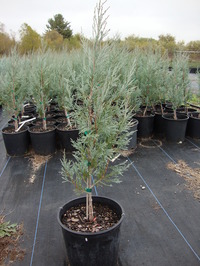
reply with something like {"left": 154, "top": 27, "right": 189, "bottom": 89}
{"left": 30, "top": 126, "right": 55, "bottom": 133}
{"left": 58, "top": 124, "right": 77, "bottom": 131}
{"left": 61, "top": 203, "right": 119, "bottom": 233}
{"left": 56, "top": 117, "right": 68, "bottom": 124}
{"left": 3, "top": 127, "right": 26, "bottom": 134}
{"left": 45, "top": 113, "right": 56, "bottom": 118}
{"left": 34, "top": 120, "right": 55, "bottom": 126}
{"left": 190, "top": 113, "right": 200, "bottom": 118}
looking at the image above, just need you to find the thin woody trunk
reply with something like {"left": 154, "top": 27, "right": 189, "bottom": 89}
{"left": 143, "top": 105, "right": 147, "bottom": 117}
{"left": 64, "top": 109, "right": 72, "bottom": 129}
{"left": 173, "top": 109, "right": 177, "bottom": 120}
{"left": 161, "top": 103, "right": 164, "bottom": 115}
{"left": 14, "top": 118, "right": 18, "bottom": 131}
{"left": 86, "top": 176, "right": 94, "bottom": 221}
{"left": 43, "top": 118, "right": 47, "bottom": 130}
{"left": 12, "top": 79, "right": 18, "bottom": 131}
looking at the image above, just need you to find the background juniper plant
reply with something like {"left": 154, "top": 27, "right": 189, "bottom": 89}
{"left": 134, "top": 47, "right": 168, "bottom": 115}
{"left": 166, "top": 53, "right": 190, "bottom": 119}
{"left": 54, "top": 52, "right": 77, "bottom": 128}
{"left": 0, "top": 48, "right": 27, "bottom": 131}
{"left": 29, "top": 50, "right": 55, "bottom": 130}
{"left": 61, "top": 0, "right": 136, "bottom": 222}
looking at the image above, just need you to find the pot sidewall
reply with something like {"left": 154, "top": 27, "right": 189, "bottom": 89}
{"left": 162, "top": 114, "right": 189, "bottom": 142}
{"left": 186, "top": 112, "right": 200, "bottom": 139}
{"left": 133, "top": 114, "right": 155, "bottom": 138}
{"left": 2, "top": 126, "right": 30, "bottom": 156}
{"left": 56, "top": 123, "right": 79, "bottom": 151}
{"left": 28, "top": 125, "right": 56, "bottom": 155}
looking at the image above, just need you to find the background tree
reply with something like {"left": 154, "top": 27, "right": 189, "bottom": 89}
{"left": 63, "top": 33, "right": 82, "bottom": 50}
{"left": 158, "top": 34, "right": 176, "bottom": 57}
{"left": 124, "top": 34, "right": 158, "bottom": 51}
{"left": 46, "top": 14, "right": 72, "bottom": 39}
{"left": 0, "top": 23, "right": 15, "bottom": 55}
{"left": 186, "top": 41, "right": 200, "bottom": 65}
{"left": 0, "top": 48, "right": 28, "bottom": 130}
{"left": 43, "top": 30, "right": 63, "bottom": 50}
{"left": 19, "top": 23, "right": 41, "bottom": 54}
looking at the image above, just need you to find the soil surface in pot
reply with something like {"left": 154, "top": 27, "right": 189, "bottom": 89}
{"left": 57, "top": 124, "right": 77, "bottom": 130}
{"left": 30, "top": 126, "right": 55, "bottom": 133}
{"left": 190, "top": 112, "right": 200, "bottom": 118}
{"left": 62, "top": 203, "right": 119, "bottom": 233}
{"left": 45, "top": 113, "right": 56, "bottom": 118}
{"left": 56, "top": 117, "right": 68, "bottom": 124}
{"left": 3, "top": 127, "right": 26, "bottom": 133}
{"left": 34, "top": 120, "right": 55, "bottom": 126}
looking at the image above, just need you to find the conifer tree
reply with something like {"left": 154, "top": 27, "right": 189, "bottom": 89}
{"left": 167, "top": 53, "right": 190, "bottom": 119}
{"left": 61, "top": 0, "right": 136, "bottom": 221}
{"left": 28, "top": 50, "right": 54, "bottom": 130}
{"left": 0, "top": 48, "right": 28, "bottom": 130}
{"left": 46, "top": 14, "right": 72, "bottom": 39}
{"left": 53, "top": 52, "right": 77, "bottom": 128}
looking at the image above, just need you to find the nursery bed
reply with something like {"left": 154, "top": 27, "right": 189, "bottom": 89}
{"left": 0, "top": 110, "right": 200, "bottom": 266}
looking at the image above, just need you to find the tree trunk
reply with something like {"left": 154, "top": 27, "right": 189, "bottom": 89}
{"left": 86, "top": 177, "right": 93, "bottom": 221}
{"left": 173, "top": 109, "right": 177, "bottom": 120}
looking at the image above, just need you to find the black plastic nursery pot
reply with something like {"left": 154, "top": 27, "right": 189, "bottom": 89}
{"left": 154, "top": 112, "right": 165, "bottom": 138}
{"left": 56, "top": 123, "right": 79, "bottom": 152}
{"left": 2, "top": 126, "right": 30, "bottom": 156}
{"left": 28, "top": 125, "right": 56, "bottom": 155}
{"left": 186, "top": 112, "right": 200, "bottom": 139}
{"left": 23, "top": 104, "right": 37, "bottom": 116}
{"left": 127, "top": 118, "right": 138, "bottom": 149}
{"left": 57, "top": 196, "right": 124, "bottom": 266}
{"left": 133, "top": 113, "right": 155, "bottom": 139}
{"left": 162, "top": 113, "right": 189, "bottom": 142}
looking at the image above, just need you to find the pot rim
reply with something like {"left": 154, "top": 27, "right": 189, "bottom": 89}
{"left": 189, "top": 112, "right": 200, "bottom": 120}
{"left": 162, "top": 113, "right": 189, "bottom": 121}
{"left": 57, "top": 196, "right": 125, "bottom": 236}
{"left": 2, "top": 125, "right": 28, "bottom": 134}
{"left": 56, "top": 123, "right": 78, "bottom": 132}
{"left": 28, "top": 125, "right": 56, "bottom": 134}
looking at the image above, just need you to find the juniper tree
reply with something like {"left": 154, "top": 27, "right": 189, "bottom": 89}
{"left": 150, "top": 49, "right": 169, "bottom": 114}
{"left": 0, "top": 49, "right": 28, "bottom": 131}
{"left": 53, "top": 51, "right": 78, "bottom": 128}
{"left": 61, "top": 0, "right": 136, "bottom": 221}
{"left": 28, "top": 50, "right": 55, "bottom": 130}
{"left": 134, "top": 47, "right": 168, "bottom": 115}
{"left": 166, "top": 53, "right": 190, "bottom": 119}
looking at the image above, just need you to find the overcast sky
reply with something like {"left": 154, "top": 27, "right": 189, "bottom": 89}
{"left": 0, "top": 0, "right": 200, "bottom": 43}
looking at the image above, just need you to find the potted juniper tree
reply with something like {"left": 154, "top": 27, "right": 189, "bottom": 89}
{"left": 0, "top": 49, "right": 30, "bottom": 156}
{"left": 117, "top": 50, "right": 141, "bottom": 149}
{"left": 57, "top": 1, "right": 136, "bottom": 265}
{"left": 28, "top": 50, "right": 57, "bottom": 155}
{"left": 133, "top": 48, "right": 161, "bottom": 138}
{"left": 54, "top": 52, "right": 79, "bottom": 151}
{"left": 151, "top": 50, "right": 169, "bottom": 137}
{"left": 162, "top": 53, "right": 190, "bottom": 142}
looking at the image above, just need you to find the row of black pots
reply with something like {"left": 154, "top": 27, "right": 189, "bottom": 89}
{"left": 155, "top": 112, "right": 200, "bottom": 140}
{"left": 2, "top": 123, "right": 79, "bottom": 156}
{"left": 135, "top": 111, "right": 200, "bottom": 142}
{"left": 8, "top": 116, "right": 67, "bottom": 128}
{"left": 2, "top": 119, "right": 139, "bottom": 157}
